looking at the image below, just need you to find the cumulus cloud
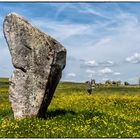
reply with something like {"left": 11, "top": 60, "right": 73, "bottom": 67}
{"left": 67, "top": 73, "right": 76, "bottom": 77}
{"left": 126, "top": 53, "right": 140, "bottom": 64}
{"left": 86, "top": 69, "right": 95, "bottom": 74}
{"left": 113, "top": 72, "right": 121, "bottom": 75}
{"left": 99, "top": 69, "right": 120, "bottom": 77}
{"left": 84, "top": 60, "right": 98, "bottom": 67}
{"left": 99, "top": 67, "right": 113, "bottom": 75}
{"left": 80, "top": 60, "right": 99, "bottom": 69}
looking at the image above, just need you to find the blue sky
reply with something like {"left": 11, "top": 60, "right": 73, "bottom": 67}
{"left": 1, "top": 2, "right": 140, "bottom": 83}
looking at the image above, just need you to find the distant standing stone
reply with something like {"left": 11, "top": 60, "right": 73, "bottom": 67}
{"left": 3, "top": 12, "right": 66, "bottom": 119}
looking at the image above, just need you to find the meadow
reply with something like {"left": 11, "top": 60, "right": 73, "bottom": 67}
{"left": 0, "top": 78, "right": 140, "bottom": 138}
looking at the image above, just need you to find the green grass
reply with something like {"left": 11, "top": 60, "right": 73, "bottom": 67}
{"left": 0, "top": 78, "right": 9, "bottom": 88}
{"left": 0, "top": 78, "right": 140, "bottom": 138}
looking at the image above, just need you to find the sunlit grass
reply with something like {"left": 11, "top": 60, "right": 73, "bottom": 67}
{"left": 0, "top": 78, "right": 140, "bottom": 138}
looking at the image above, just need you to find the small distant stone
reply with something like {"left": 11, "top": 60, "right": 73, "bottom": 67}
{"left": 3, "top": 12, "right": 66, "bottom": 119}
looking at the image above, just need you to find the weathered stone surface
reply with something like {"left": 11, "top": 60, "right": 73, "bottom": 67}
{"left": 3, "top": 12, "right": 66, "bottom": 119}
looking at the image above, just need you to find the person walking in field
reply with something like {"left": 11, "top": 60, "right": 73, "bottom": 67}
{"left": 91, "top": 79, "right": 96, "bottom": 88}
{"left": 86, "top": 81, "right": 92, "bottom": 94}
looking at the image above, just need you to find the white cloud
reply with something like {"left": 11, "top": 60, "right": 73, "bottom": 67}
{"left": 126, "top": 53, "right": 140, "bottom": 64}
{"left": 113, "top": 72, "right": 121, "bottom": 75}
{"left": 77, "top": 3, "right": 111, "bottom": 20}
{"left": 54, "top": 3, "right": 73, "bottom": 19}
{"left": 99, "top": 67, "right": 113, "bottom": 75}
{"left": 67, "top": 73, "right": 76, "bottom": 77}
{"left": 79, "top": 8, "right": 105, "bottom": 17}
{"left": 31, "top": 19, "right": 90, "bottom": 41}
{"left": 107, "top": 60, "right": 114, "bottom": 65}
{"left": 86, "top": 69, "right": 95, "bottom": 74}
{"left": 99, "top": 60, "right": 114, "bottom": 67}
{"left": 84, "top": 60, "right": 98, "bottom": 67}
{"left": 94, "top": 38, "right": 112, "bottom": 47}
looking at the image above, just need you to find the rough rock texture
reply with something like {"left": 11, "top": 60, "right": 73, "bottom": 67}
{"left": 3, "top": 12, "right": 66, "bottom": 119}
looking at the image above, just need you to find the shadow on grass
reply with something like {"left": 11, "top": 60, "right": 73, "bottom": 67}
{"left": 47, "top": 109, "right": 76, "bottom": 119}
{"left": 46, "top": 108, "right": 106, "bottom": 120}
{"left": 0, "top": 108, "right": 13, "bottom": 119}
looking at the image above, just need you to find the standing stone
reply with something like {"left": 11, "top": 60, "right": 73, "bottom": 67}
{"left": 3, "top": 12, "right": 66, "bottom": 119}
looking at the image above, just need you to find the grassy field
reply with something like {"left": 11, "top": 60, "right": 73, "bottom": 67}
{"left": 0, "top": 78, "right": 140, "bottom": 138}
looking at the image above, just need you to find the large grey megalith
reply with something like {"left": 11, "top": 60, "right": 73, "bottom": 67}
{"left": 3, "top": 12, "right": 66, "bottom": 119}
